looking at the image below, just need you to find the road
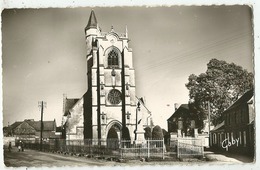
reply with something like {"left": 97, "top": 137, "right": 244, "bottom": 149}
{"left": 3, "top": 147, "right": 254, "bottom": 167}
{"left": 4, "top": 147, "right": 114, "bottom": 167}
{"left": 204, "top": 151, "right": 254, "bottom": 163}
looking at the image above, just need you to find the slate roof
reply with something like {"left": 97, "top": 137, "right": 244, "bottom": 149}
{"left": 26, "top": 120, "right": 56, "bottom": 131}
{"left": 9, "top": 121, "right": 23, "bottom": 129}
{"left": 64, "top": 98, "right": 79, "bottom": 116}
{"left": 9, "top": 120, "right": 56, "bottom": 132}
{"left": 167, "top": 104, "right": 190, "bottom": 121}
{"left": 223, "top": 89, "right": 254, "bottom": 114}
{"left": 85, "top": 10, "right": 98, "bottom": 30}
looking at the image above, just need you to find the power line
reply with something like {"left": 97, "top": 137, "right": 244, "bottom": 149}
{"left": 136, "top": 31, "right": 252, "bottom": 72}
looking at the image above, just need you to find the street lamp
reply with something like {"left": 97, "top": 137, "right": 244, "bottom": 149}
{"left": 135, "top": 101, "right": 141, "bottom": 140}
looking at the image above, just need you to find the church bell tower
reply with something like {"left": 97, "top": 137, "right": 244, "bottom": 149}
{"left": 83, "top": 10, "right": 137, "bottom": 142}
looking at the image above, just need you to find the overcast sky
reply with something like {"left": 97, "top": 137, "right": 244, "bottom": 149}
{"left": 2, "top": 6, "right": 253, "bottom": 129}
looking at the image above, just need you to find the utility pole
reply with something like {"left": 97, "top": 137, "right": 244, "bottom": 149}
{"left": 38, "top": 101, "right": 46, "bottom": 151}
{"left": 208, "top": 101, "right": 211, "bottom": 146}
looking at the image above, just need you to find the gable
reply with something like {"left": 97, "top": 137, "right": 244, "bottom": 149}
{"left": 13, "top": 121, "right": 36, "bottom": 135}
{"left": 167, "top": 104, "right": 190, "bottom": 121}
{"left": 67, "top": 97, "right": 84, "bottom": 132}
{"left": 10, "top": 121, "right": 23, "bottom": 130}
{"left": 64, "top": 98, "right": 80, "bottom": 116}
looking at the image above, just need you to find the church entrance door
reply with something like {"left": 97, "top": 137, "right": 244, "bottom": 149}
{"left": 107, "top": 123, "right": 121, "bottom": 149}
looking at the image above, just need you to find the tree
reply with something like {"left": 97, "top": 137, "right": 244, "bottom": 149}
{"left": 186, "top": 58, "right": 253, "bottom": 125}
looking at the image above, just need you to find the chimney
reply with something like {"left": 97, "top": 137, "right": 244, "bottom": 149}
{"left": 63, "top": 93, "right": 67, "bottom": 115}
{"left": 174, "top": 103, "right": 180, "bottom": 111}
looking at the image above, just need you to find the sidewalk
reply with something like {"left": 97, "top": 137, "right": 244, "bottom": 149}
{"left": 204, "top": 150, "right": 254, "bottom": 163}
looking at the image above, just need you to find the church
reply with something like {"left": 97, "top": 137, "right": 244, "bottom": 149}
{"left": 62, "top": 10, "right": 152, "bottom": 144}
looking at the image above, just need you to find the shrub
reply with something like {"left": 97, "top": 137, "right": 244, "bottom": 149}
{"left": 152, "top": 125, "right": 163, "bottom": 139}
{"left": 144, "top": 127, "right": 152, "bottom": 139}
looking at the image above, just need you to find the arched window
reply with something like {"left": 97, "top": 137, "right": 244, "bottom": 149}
{"left": 108, "top": 49, "right": 119, "bottom": 68}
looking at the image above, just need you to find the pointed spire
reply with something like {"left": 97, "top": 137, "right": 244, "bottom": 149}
{"left": 111, "top": 25, "right": 114, "bottom": 32}
{"left": 125, "top": 25, "right": 128, "bottom": 38}
{"left": 86, "top": 9, "right": 98, "bottom": 30}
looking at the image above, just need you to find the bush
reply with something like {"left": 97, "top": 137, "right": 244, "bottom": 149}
{"left": 152, "top": 125, "right": 163, "bottom": 139}
{"left": 144, "top": 127, "right": 152, "bottom": 139}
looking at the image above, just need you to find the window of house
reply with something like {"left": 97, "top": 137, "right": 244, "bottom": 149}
{"left": 218, "top": 133, "right": 220, "bottom": 145}
{"left": 108, "top": 49, "right": 119, "bottom": 68}
{"left": 178, "top": 120, "right": 183, "bottom": 130}
{"left": 221, "top": 133, "right": 225, "bottom": 144}
{"left": 219, "top": 133, "right": 223, "bottom": 146}
{"left": 243, "top": 131, "right": 247, "bottom": 147}
{"left": 213, "top": 133, "right": 217, "bottom": 144}
{"left": 239, "top": 131, "right": 242, "bottom": 144}
{"left": 190, "top": 120, "right": 195, "bottom": 128}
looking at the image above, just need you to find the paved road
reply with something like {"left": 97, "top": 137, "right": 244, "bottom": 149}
{"left": 3, "top": 147, "right": 254, "bottom": 167}
{"left": 204, "top": 151, "right": 254, "bottom": 163}
{"left": 4, "top": 148, "right": 114, "bottom": 167}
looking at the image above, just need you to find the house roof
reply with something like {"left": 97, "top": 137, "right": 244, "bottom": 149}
{"left": 10, "top": 121, "right": 23, "bottom": 129}
{"left": 64, "top": 98, "right": 79, "bottom": 116}
{"left": 9, "top": 120, "right": 56, "bottom": 132}
{"left": 223, "top": 89, "right": 254, "bottom": 114}
{"left": 26, "top": 120, "right": 56, "bottom": 131}
{"left": 167, "top": 104, "right": 190, "bottom": 121}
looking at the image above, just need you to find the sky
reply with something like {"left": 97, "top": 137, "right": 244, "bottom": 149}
{"left": 2, "top": 6, "right": 254, "bottom": 129}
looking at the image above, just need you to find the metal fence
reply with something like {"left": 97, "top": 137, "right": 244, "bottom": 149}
{"left": 19, "top": 138, "right": 165, "bottom": 159}
{"left": 120, "top": 139, "right": 165, "bottom": 159}
{"left": 16, "top": 137, "right": 203, "bottom": 159}
{"left": 175, "top": 138, "right": 204, "bottom": 158}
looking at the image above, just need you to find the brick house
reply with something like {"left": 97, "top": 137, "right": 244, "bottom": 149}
{"left": 167, "top": 104, "right": 198, "bottom": 137}
{"left": 210, "top": 89, "right": 254, "bottom": 156}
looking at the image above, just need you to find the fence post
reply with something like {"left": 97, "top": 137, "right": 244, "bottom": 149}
{"left": 201, "top": 139, "right": 204, "bottom": 158}
{"left": 147, "top": 139, "right": 150, "bottom": 158}
{"left": 120, "top": 140, "right": 123, "bottom": 159}
{"left": 162, "top": 139, "right": 165, "bottom": 160}
{"left": 177, "top": 139, "right": 179, "bottom": 158}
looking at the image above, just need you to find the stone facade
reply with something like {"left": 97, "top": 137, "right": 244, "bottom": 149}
{"left": 64, "top": 10, "right": 152, "bottom": 143}
{"left": 84, "top": 10, "right": 136, "bottom": 142}
{"left": 65, "top": 97, "right": 84, "bottom": 140}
